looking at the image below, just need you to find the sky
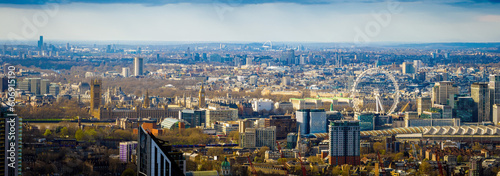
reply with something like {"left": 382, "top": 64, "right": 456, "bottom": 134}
{"left": 1, "top": 0, "right": 500, "bottom": 43}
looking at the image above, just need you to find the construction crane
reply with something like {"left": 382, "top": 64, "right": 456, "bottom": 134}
{"left": 437, "top": 155, "right": 444, "bottom": 176}
{"left": 400, "top": 101, "right": 410, "bottom": 112}
{"left": 297, "top": 152, "right": 307, "bottom": 176}
{"left": 377, "top": 151, "right": 386, "bottom": 175}
{"left": 275, "top": 141, "right": 289, "bottom": 175}
{"left": 247, "top": 156, "right": 257, "bottom": 176}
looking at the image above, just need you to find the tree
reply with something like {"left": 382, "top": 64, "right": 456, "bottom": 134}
{"left": 60, "top": 127, "right": 69, "bottom": 138}
{"left": 373, "top": 142, "right": 384, "bottom": 152}
{"left": 257, "top": 146, "right": 270, "bottom": 157}
{"left": 228, "top": 131, "right": 240, "bottom": 143}
{"left": 457, "top": 155, "right": 463, "bottom": 163}
{"left": 43, "top": 129, "right": 52, "bottom": 137}
{"left": 394, "top": 152, "right": 404, "bottom": 161}
{"left": 419, "top": 161, "right": 432, "bottom": 175}
{"left": 307, "top": 156, "right": 325, "bottom": 164}
{"left": 207, "top": 148, "right": 224, "bottom": 157}
{"left": 75, "top": 129, "right": 84, "bottom": 141}
{"left": 121, "top": 168, "right": 135, "bottom": 176}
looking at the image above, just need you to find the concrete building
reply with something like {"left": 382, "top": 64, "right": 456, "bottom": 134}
{"left": 205, "top": 107, "right": 238, "bottom": 128}
{"left": 329, "top": 120, "right": 360, "bottom": 166}
{"left": 432, "top": 81, "right": 458, "bottom": 105}
{"left": 417, "top": 97, "right": 432, "bottom": 116}
{"left": 239, "top": 128, "right": 256, "bottom": 148}
{"left": 264, "top": 115, "right": 297, "bottom": 139}
{"left": 119, "top": 141, "right": 138, "bottom": 163}
{"left": 122, "top": 67, "right": 130, "bottom": 77}
{"left": 402, "top": 62, "right": 415, "bottom": 74}
{"left": 296, "top": 109, "right": 327, "bottom": 135}
{"left": 493, "top": 104, "right": 500, "bottom": 125}
{"left": 255, "top": 126, "right": 276, "bottom": 150}
{"left": 134, "top": 57, "right": 144, "bottom": 76}
{"left": 489, "top": 75, "right": 500, "bottom": 120}
{"left": 472, "top": 83, "right": 490, "bottom": 122}
{"left": 251, "top": 99, "right": 274, "bottom": 112}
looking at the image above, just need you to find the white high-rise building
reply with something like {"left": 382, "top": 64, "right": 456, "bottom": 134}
{"left": 329, "top": 120, "right": 360, "bottom": 166}
{"left": 134, "top": 57, "right": 143, "bottom": 76}
{"left": 122, "top": 67, "right": 130, "bottom": 77}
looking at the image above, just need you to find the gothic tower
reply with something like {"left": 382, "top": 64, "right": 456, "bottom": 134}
{"left": 199, "top": 84, "right": 206, "bottom": 108}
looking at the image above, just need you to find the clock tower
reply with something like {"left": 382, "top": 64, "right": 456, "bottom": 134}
{"left": 199, "top": 84, "right": 206, "bottom": 108}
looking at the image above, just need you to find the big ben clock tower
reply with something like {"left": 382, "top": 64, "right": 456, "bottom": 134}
{"left": 199, "top": 84, "right": 206, "bottom": 108}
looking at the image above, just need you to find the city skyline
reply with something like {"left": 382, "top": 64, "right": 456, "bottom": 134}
{"left": 1, "top": 0, "right": 500, "bottom": 43}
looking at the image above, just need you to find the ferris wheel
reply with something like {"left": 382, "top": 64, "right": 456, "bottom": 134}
{"left": 350, "top": 67, "right": 400, "bottom": 115}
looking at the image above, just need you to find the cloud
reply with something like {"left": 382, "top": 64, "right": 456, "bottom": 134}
{"left": 478, "top": 15, "right": 500, "bottom": 22}
{"left": 3, "top": 0, "right": 499, "bottom": 6}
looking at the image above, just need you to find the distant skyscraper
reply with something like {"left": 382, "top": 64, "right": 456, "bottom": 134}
{"left": 134, "top": 57, "right": 144, "bottom": 76}
{"left": 402, "top": 62, "right": 415, "bottom": 74}
{"left": 329, "top": 120, "right": 360, "bottom": 166}
{"left": 137, "top": 46, "right": 141, "bottom": 54}
{"left": 246, "top": 57, "right": 253, "bottom": 66}
{"left": 432, "top": 81, "right": 458, "bottom": 105}
{"left": 37, "top": 36, "right": 43, "bottom": 49}
{"left": 282, "top": 49, "right": 294, "bottom": 65}
{"left": 66, "top": 43, "right": 70, "bottom": 50}
{"left": 122, "top": 67, "right": 130, "bottom": 77}
{"left": 198, "top": 84, "right": 206, "bottom": 108}
{"left": 2, "top": 45, "right": 6, "bottom": 55}
{"left": 472, "top": 83, "right": 490, "bottom": 122}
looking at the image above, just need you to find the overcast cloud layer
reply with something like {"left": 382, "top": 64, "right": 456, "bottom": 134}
{"left": 1, "top": 0, "right": 499, "bottom": 43}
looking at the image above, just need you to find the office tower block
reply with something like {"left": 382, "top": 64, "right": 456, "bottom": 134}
{"left": 122, "top": 67, "right": 130, "bottom": 77}
{"left": 30, "top": 78, "right": 41, "bottom": 95}
{"left": 357, "top": 112, "right": 375, "bottom": 131}
{"left": 264, "top": 115, "right": 297, "bottom": 140}
{"left": 432, "top": 81, "right": 458, "bottom": 105}
{"left": 282, "top": 49, "right": 294, "bottom": 65}
{"left": 179, "top": 110, "right": 206, "bottom": 128}
{"left": 296, "top": 109, "right": 327, "bottom": 134}
{"left": 198, "top": 84, "right": 205, "bottom": 108}
{"left": 2, "top": 45, "right": 5, "bottom": 55}
{"left": 255, "top": 126, "right": 276, "bottom": 149}
{"left": 134, "top": 57, "right": 144, "bottom": 76}
{"left": 119, "top": 141, "right": 138, "bottom": 163}
{"left": 472, "top": 83, "right": 490, "bottom": 122}
{"left": 281, "top": 76, "right": 291, "bottom": 86}
{"left": 489, "top": 75, "right": 500, "bottom": 119}
{"left": 49, "top": 83, "right": 59, "bottom": 96}
{"left": 137, "top": 126, "right": 185, "bottom": 176}
{"left": 239, "top": 128, "right": 256, "bottom": 148}
{"left": 456, "top": 97, "right": 475, "bottom": 122}
{"left": 329, "top": 120, "right": 360, "bottom": 166}
{"left": 417, "top": 97, "right": 432, "bottom": 116}
{"left": 402, "top": 62, "right": 415, "bottom": 74}
{"left": 40, "top": 79, "right": 50, "bottom": 95}
{"left": 493, "top": 104, "right": 500, "bottom": 125}
{"left": 246, "top": 57, "right": 252, "bottom": 66}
